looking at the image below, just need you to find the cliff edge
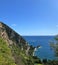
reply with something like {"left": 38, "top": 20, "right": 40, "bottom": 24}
{"left": 0, "top": 22, "right": 35, "bottom": 65}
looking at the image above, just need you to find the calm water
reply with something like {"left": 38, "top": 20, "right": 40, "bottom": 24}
{"left": 23, "top": 36, "right": 57, "bottom": 60}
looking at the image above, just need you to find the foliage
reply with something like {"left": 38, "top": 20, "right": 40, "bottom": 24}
{"left": 0, "top": 38, "right": 16, "bottom": 65}
{"left": 50, "top": 35, "right": 58, "bottom": 57}
{"left": 11, "top": 43, "right": 35, "bottom": 65}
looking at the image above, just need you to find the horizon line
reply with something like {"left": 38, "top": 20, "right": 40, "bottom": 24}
{"left": 22, "top": 35, "right": 56, "bottom": 36}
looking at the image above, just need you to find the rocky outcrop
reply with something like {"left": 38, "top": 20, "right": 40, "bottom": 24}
{"left": 0, "top": 22, "right": 33, "bottom": 54}
{"left": 0, "top": 22, "right": 35, "bottom": 65}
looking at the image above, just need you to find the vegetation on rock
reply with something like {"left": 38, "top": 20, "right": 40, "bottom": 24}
{"left": 0, "top": 38, "right": 16, "bottom": 65}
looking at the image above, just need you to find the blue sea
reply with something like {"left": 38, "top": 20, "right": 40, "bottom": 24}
{"left": 23, "top": 36, "right": 57, "bottom": 60}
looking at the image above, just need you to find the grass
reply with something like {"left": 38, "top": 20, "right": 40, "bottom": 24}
{"left": 0, "top": 38, "right": 16, "bottom": 65}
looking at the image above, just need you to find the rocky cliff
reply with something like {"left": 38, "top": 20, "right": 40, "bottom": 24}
{"left": 0, "top": 22, "right": 35, "bottom": 65}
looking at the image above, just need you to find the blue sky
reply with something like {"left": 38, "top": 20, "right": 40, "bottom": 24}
{"left": 0, "top": 0, "right": 58, "bottom": 35}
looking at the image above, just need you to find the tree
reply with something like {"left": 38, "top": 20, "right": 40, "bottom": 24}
{"left": 50, "top": 35, "right": 58, "bottom": 57}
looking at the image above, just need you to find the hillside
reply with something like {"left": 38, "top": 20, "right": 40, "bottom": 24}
{"left": 0, "top": 37, "right": 16, "bottom": 65}
{"left": 0, "top": 22, "right": 35, "bottom": 65}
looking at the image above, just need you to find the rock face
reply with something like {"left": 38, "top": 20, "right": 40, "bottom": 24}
{"left": 0, "top": 22, "right": 26, "bottom": 46}
{"left": 0, "top": 22, "right": 29, "bottom": 53}
{"left": 0, "top": 22, "right": 35, "bottom": 65}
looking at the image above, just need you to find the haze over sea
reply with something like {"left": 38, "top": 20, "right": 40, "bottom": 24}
{"left": 23, "top": 36, "right": 57, "bottom": 60}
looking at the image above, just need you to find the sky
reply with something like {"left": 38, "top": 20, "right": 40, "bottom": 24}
{"left": 0, "top": 0, "right": 58, "bottom": 36}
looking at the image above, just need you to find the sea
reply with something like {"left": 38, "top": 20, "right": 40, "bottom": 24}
{"left": 23, "top": 36, "right": 58, "bottom": 60}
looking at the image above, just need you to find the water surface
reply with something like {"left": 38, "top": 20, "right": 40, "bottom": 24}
{"left": 23, "top": 36, "right": 56, "bottom": 60}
